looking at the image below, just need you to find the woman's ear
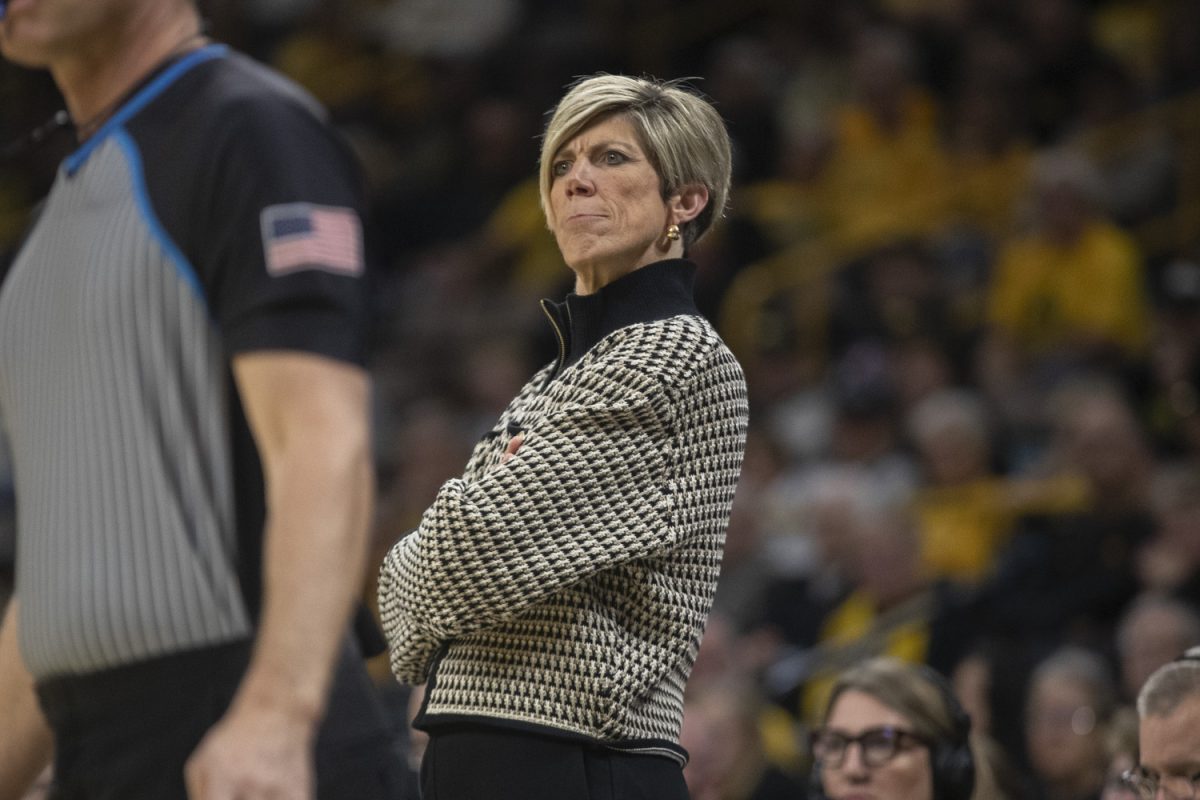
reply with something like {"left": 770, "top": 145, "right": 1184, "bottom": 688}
{"left": 669, "top": 183, "right": 710, "bottom": 225}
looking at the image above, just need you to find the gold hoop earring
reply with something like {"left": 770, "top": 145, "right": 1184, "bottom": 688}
{"left": 666, "top": 224, "right": 681, "bottom": 242}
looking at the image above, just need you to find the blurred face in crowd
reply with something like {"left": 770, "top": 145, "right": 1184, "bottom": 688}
{"left": 1038, "top": 182, "right": 1091, "bottom": 244}
{"left": 916, "top": 424, "right": 987, "bottom": 486}
{"left": 1119, "top": 605, "right": 1198, "bottom": 701}
{"left": 680, "top": 690, "right": 758, "bottom": 800}
{"left": 547, "top": 114, "right": 698, "bottom": 290}
{"left": 851, "top": 514, "right": 923, "bottom": 608}
{"left": 1061, "top": 397, "right": 1146, "bottom": 497}
{"left": 819, "top": 689, "right": 935, "bottom": 800}
{"left": 1025, "top": 674, "right": 1107, "bottom": 791}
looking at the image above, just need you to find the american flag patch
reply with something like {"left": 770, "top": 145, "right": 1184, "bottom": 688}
{"left": 260, "top": 203, "right": 363, "bottom": 277}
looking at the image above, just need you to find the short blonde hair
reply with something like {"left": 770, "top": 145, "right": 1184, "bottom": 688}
{"left": 538, "top": 73, "right": 732, "bottom": 249}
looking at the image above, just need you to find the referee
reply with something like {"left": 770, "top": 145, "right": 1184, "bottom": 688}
{"left": 0, "top": 1, "right": 403, "bottom": 798}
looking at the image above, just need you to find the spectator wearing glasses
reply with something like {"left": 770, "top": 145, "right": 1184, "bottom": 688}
{"left": 809, "top": 656, "right": 1002, "bottom": 800}
{"left": 1123, "top": 647, "right": 1200, "bottom": 800}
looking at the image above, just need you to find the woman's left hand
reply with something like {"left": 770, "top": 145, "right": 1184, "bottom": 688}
{"left": 499, "top": 434, "right": 524, "bottom": 465}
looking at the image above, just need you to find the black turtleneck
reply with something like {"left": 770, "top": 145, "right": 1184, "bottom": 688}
{"left": 540, "top": 259, "right": 700, "bottom": 375}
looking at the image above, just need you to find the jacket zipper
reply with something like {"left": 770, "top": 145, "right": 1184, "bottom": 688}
{"left": 540, "top": 298, "right": 567, "bottom": 379}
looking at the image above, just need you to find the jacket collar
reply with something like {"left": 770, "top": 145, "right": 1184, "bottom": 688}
{"left": 540, "top": 259, "right": 699, "bottom": 373}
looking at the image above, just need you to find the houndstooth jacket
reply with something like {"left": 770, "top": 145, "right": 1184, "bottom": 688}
{"left": 378, "top": 259, "right": 748, "bottom": 765}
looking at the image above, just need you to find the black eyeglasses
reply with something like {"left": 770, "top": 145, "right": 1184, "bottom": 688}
{"left": 1121, "top": 767, "right": 1200, "bottom": 799}
{"left": 810, "top": 726, "right": 930, "bottom": 769}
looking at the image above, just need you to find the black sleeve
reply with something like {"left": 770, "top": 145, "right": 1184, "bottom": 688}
{"left": 134, "top": 58, "right": 371, "bottom": 365}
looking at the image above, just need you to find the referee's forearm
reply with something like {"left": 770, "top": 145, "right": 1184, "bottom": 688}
{"left": 0, "top": 600, "right": 54, "bottom": 800}
{"left": 226, "top": 353, "right": 374, "bottom": 724}
{"left": 237, "top": 444, "right": 374, "bottom": 723}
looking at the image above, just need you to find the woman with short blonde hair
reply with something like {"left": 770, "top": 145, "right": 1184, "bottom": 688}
{"left": 380, "top": 73, "right": 748, "bottom": 799}
{"left": 538, "top": 73, "right": 732, "bottom": 250}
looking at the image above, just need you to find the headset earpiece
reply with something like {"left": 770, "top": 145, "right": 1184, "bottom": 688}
{"left": 918, "top": 665, "right": 976, "bottom": 800}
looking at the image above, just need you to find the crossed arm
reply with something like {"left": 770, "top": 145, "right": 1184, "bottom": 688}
{"left": 379, "top": 390, "right": 679, "bottom": 684}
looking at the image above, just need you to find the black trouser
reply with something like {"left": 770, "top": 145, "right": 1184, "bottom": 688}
{"left": 420, "top": 726, "right": 691, "bottom": 800}
{"left": 36, "top": 639, "right": 407, "bottom": 799}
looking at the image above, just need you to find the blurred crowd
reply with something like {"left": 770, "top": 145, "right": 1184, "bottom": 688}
{"left": 4, "top": 0, "right": 1200, "bottom": 798}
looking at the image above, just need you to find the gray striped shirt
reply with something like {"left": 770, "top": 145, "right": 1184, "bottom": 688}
{"left": 0, "top": 135, "right": 249, "bottom": 678}
{"left": 0, "top": 46, "right": 369, "bottom": 679}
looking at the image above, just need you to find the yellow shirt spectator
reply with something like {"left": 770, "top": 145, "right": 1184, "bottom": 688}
{"left": 823, "top": 89, "right": 953, "bottom": 249}
{"left": 987, "top": 219, "right": 1148, "bottom": 356}
{"left": 915, "top": 473, "right": 1091, "bottom": 583}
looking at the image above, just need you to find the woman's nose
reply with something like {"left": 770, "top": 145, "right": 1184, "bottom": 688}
{"left": 839, "top": 742, "right": 871, "bottom": 777}
{"left": 564, "top": 162, "right": 595, "bottom": 196}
